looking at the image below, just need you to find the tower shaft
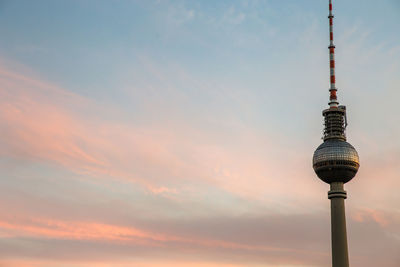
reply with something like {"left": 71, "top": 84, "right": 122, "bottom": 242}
{"left": 328, "top": 182, "right": 349, "bottom": 267}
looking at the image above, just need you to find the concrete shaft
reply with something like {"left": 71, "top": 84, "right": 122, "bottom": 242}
{"left": 328, "top": 182, "right": 349, "bottom": 267}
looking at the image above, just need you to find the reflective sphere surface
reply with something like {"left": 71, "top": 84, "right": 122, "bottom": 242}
{"left": 313, "top": 140, "right": 359, "bottom": 184}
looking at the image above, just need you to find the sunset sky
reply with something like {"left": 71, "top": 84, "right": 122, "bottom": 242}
{"left": 0, "top": 0, "right": 399, "bottom": 266}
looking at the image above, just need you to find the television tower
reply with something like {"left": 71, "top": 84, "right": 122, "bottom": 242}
{"left": 312, "top": 1, "right": 360, "bottom": 267}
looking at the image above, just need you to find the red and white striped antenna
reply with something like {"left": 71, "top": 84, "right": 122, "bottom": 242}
{"left": 328, "top": 0, "right": 339, "bottom": 107}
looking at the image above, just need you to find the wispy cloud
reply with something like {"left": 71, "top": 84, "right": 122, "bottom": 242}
{"left": 0, "top": 62, "right": 322, "bottom": 206}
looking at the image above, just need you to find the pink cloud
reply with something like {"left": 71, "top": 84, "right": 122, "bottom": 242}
{"left": 0, "top": 65, "right": 188, "bottom": 194}
{"left": 0, "top": 215, "right": 298, "bottom": 252}
{"left": 0, "top": 217, "right": 178, "bottom": 244}
{"left": 0, "top": 63, "right": 323, "bottom": 205}
{"left": 0, "top": 260, "right": 257, "bottom": 267}
{"left": 351, "top": 208, "right": 400, "bottom": 229}
{"left": 0, "top": 214, "right": 331, "bottom": 267}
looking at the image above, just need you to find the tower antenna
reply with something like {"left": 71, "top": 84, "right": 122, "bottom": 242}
{"left": 329, "top": 0, "right": 338, "bottom": 107}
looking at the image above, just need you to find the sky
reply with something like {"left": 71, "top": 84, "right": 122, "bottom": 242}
{"left": 0, "top": 0, "right": 399, "bottom": 266}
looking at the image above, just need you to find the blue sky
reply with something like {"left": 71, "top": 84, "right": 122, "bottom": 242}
{"left": 0, "top": 1, "right": 399, "bottom": 266}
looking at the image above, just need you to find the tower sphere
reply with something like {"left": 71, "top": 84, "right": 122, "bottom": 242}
{"left": 313, "top": 139, "right": 359, "bottom": 184}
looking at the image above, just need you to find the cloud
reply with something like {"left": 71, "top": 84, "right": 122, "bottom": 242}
{"left": 0, "top": 213, "right": 329, "bottom": 266}
{"left": 0, "top": 64, "right": 193, "bottom": 195}
{"left": 0, "top": 260, "right": 254, "bottom": 267}
{"left": 0, "top": 218, "right": 166, "bottom": 243}
{"left": 0, "top": 208, "right": 398, "bottom": 267}
{"left": 0, "top": 61, "right": 326, "bottom": 208}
